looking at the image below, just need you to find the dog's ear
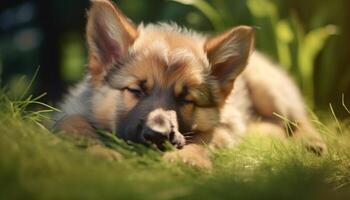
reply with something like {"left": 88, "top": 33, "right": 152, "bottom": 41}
{"left": 87, "top": 0, "right": 138, "bottom": 81}
{"left": 205, "top": 26, "right": 254, "bottom": 101}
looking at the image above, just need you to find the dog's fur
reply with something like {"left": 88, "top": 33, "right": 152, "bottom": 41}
{"left": 54, "top": 0, "right": 326, "bottom": 169}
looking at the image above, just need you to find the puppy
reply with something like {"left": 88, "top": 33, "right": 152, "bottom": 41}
{"left": 55, "top": 0, "right": 326, "bottom": 169}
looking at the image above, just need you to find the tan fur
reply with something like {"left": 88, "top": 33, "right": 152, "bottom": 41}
{"left": 87, "top": 0, "right": 138, "bottom": 84}
{"left": 55, "top": 0, "right": 326, "bottom": 169}
{"left": 91, "top": 89, "right": 119, "bottom": 130}
{"left": 56, "top": 115, "right": 97, "bottom": 138}
{"left": 243, "top": 52, "right": 326, "bottom": 149}
{"left": 163, "top": 144, "right": 212, "bottom": 169}
{"left": 247, "top": 121, "right": 286, "bottom": 139}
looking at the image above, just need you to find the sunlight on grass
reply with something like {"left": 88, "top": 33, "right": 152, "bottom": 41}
{"left": 0, "top": 88, "right": 349, "bottom": 199}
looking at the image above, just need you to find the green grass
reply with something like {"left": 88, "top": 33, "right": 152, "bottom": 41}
{"left": 0, "top": 91, "right": 350, "bottom": 200}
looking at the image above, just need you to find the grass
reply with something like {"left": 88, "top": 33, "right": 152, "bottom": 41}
{"left": 0, "top": 91, "right": 350, "bottom": 200}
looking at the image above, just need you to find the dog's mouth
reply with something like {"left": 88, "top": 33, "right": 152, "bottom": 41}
{"left": 117, "top": 108, "right": 188, "bottom": 150}
{"left": 141, "top": 127, "right": 186, "bottom": 151}
{"left": 120, "top": 121, "right": 186, "bottom": 151}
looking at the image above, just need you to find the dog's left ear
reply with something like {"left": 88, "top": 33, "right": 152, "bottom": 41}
{"left": 87, "top": 0, "right": 138, "bottom": 81}
{"left": 205, "top": 26, "right": 254, "bottom": 101}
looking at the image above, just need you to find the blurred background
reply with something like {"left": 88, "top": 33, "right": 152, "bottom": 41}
{"left": 0, "top": 0, "right": 349, "bottom": 117}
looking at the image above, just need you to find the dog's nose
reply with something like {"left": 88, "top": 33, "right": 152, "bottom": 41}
{"left": 142, "top": 108, "right": 186, "bottom": 150}
{"left": 142, "top": 126, "right": 168, "bottom": 148}
{"left": 141, "top": 126, "right": 185, "bottom": 150}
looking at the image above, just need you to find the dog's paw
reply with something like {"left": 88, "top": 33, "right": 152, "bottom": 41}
{"left": 163, "top": 145, "right": 212, "bottom": 170}
{"left": 304, "top": 139, "right": 328, "bottom": 156}
{"left": 87, "top": 145, "right": 123, "bottom": 161}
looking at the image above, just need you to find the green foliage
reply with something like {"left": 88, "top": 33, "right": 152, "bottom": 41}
{"left": 61, "top": 33, "right": 85, "bottom": 83}
{"left": 171, "top": 0, "right": 225, "bottom": 31}
{"left": 0, "top": 68, "right": 59, "bottom": 125}
{"left": 171, "top": 0, "right": 337, "bottom": 107}
{"left": 297, "top": 25, "right": 337, "bottom": 102}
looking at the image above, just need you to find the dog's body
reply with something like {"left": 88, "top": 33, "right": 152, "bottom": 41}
{"left": 55, "top": 0, "right": 326, "bottom": 168}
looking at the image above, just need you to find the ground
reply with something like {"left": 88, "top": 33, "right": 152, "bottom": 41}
{"left": 0, "top": 92, "right": 349, "bottom": 200}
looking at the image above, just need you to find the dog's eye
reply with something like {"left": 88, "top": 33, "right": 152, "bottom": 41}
{"left": 179, "top": 98, "right": 195, "bottom": 105}
{"left": 126, "top": 87, "right": 144, "bottom": 98}
{"left": 177, "top": 87, "right": 195, "bottom": 105}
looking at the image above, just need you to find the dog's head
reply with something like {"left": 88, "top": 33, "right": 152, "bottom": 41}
{"left": 86, "top": 0, "right": 254, "bottom": 149}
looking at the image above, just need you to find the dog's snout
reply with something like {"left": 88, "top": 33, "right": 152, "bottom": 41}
{"left": 141, "top": 108, "right": 185, "bottom": 150}
{"left": 142, "top": 126, "right": 168, "bottom": 149}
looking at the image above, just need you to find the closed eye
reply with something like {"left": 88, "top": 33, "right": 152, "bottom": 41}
{"left": 177, "top": 86, "right": 195, "bottom": 105}
{"left": 179, "top": 98, "right": 195, "bottom": 105}
{"left": 126, "top": 87, "right": 144, "bottom": 98}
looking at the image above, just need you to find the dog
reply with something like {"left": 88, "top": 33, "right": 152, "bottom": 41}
{"left": 54, "top": 0, "right": 326, "bottom": 169}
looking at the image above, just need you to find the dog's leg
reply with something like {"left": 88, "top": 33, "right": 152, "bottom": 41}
{"left": 163, "top": 124, "right": 239, "bottom": 169}
{"left": 163, "top": 143, "right": 212, "bottom": 169}
{"left": 293, "top": 120, "right": 328, "bottom": 154}
{"left": 247, "top": 121, "right": 286, "bottom": 139}
{"left": 248, "top": 82, "right": 327, "bottom": 154}
{"left": 244, "top": 53, "right": 327, "bottom": 154}
{"left": 55, "top": 115, "right": 123, "bottom": 160}
{"left": 55, "top": 115, "right": 98, "bottom": 139}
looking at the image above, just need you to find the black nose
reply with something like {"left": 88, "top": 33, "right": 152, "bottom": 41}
{"left": 142, "top": 127, "right": 169, "bottom": 150}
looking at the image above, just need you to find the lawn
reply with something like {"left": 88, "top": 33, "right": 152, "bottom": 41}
{"left": 0, "top": 92, "right": 349, "bottom": 200}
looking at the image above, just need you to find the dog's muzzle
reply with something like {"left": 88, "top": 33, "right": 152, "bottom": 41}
{"left": 141, "top": 109, "right": 185, "bottom": 150}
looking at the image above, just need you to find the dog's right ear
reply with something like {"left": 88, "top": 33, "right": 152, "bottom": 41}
{"left": 87, "top": 0, "right": 138, "bottom": 81}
